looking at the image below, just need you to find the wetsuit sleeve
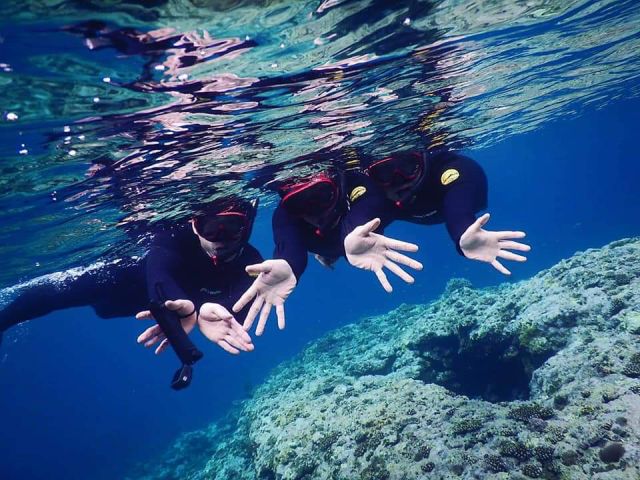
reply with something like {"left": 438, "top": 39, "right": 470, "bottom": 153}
{"left": 438, "top": 154, "right": 488, "bottom": 254}
{"left": 145, "top": 233, "right": 191, "bottom": 303}
{"left": 0, "top": 262, "right": 132, "bottom": 333}
{"left": 341, "top": 172, "right": 396, "bottom": 239}
{"left": 272, "top": 205, "right": 308, "bottom": 281}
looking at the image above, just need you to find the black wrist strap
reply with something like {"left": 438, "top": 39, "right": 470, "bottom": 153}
{"left": 178, "top": 308, "right": 196, "bottom": 319}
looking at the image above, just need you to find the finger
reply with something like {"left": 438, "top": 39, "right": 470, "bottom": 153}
{"left": 477, "top": 213, "right": 490, "bottom": 228}
{"left": 165, "top": 299, "right": 194, "bottom": 314}
{"left": 359, "top": 218, "right": 381, "bottom": 235}
{"left": 256, "top": 302, "right": 273, "bottom": 336}
{"left": 491, "top": 259, "right": 511, "bottom": 275}
{"left": 217, "top": 340, "right": 240, "bottom": 355}
{"left": 144, "top": 333, "right": 166, "bottom": 348}
{"left": 384, "top": 260, "right": 415, "bottom": 284}
{"left": 243, "top": 295, "right": 264, "bottom": 331}
{"left": 209, "top": 304, "right": 234, "bottom": 322}
{"left": 245, "top": 262, "right": 271, "bottom": 276}
{"left": 496, "top": 231, "right": 526, "bottom": 240}
{"left": 233, "top": 283, "right": 258, "bottom": 313}
{"left": 137, "top": 324, "right": 162, "bottom": 344}
{"left": 135, "top": 310, "right": 153, "bottom": 320}
{"left": 224, "top": 334, "right": 252, "bottom": 352}
{"left": 385, "top": 250, "right": 423, "bottom": 270}
{"left": 229, "top": 320, "right": 253, "bottom": 350}
{"left": 276, "top": 304, "right": 286, "bottom": 330}
{"left": 468, "top": 213, "right": 490, "bottom": 234}
{"left": 380, "top": 235, "right": 419, "bottom": 252}
{"left": 497, "top": 250, "right": 527, "bottom": 262}
{"left": 375, "top": 269, "right": 393, "bottom": 293}
{"left": 164, "top": 300, "right": 183, "bottom": 311}
{"left": 155, "top": 338, "right": 170, "bottom": 355}
{"left": 228, "top": 317, "right": 253, "bottom": 343}
{"left": 498, "top": 240, "right": 531, "bottom": 252}
{"left": 144, "top": 330, "right": 166, "bottom": 348}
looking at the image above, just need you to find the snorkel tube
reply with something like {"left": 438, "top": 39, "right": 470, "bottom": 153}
{"left": 149, "top": 283, "right": 203, "bottom": 390}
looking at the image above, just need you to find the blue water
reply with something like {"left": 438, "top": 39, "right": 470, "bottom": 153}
{"left": 1, "top": 96, "right": 637, "bottom": 480}
{"left": 1, "top": 1, "right": 639, "bottom": 479}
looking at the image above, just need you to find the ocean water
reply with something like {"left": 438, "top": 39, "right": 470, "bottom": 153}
{"left": 0, "top": 1, "right": 639, "bottom": 479}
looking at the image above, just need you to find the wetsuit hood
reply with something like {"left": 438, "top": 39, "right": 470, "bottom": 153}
{"left": 365, "top": 150, "right": 427, "bottom": 207}
{"left": 192, "top": 197, "right": 258, "bottom": 263}
{"left": 279, "top": 171, "right": 347, "bottom": 235}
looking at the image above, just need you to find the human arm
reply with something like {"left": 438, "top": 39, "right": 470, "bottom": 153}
{"left": 439, "top": 154, "right": 530, "bottom": 274}
{"left": 197, "top": 302, "right": 253, "bottom": 354}
{"left": 144, "top": 233, "right": 193, "bottom": 305}
{"left": 228, "top": 207, "right": 301, "bottom": 337}
{"left": 459, "top": 213, "right": 530, "bottom": 275}
{"left": 137, "top": 231, "right": 198, "bottom": 353}
{"left": 232, "top": 259, "right": 296, "bottom": 336}
{"left": 135, "top": 298, "right": 197, "bottom": 354}
{"left": 342, "top": 173, "right": 423, "bottom": 292}
{"left": 271, "top": 205, "right": 308, "bottom": 281}
{"left": 344, "top": 218, "right": 423, "bottom": 292}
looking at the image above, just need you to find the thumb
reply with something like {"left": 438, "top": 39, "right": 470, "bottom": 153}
{"left": 245, "top": 262, "right": 271, "bottom": 277}
{"left": 165, "top": 299, "right": 190, "bottom": 312}
{"left": 359, "top": 218, "right": 381, "bottom": 235}
{"left": 209, "top": 304, "right": 234, "bottom": 322}
{"left": 135, "top": 310, "right": 152, "bottom": 320}
{"left": 473, "top": 213, "right": 490, "bottom": 231}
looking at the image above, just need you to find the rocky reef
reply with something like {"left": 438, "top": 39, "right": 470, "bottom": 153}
{"left": 130, "top": 238, "right": 640, "bottom": 480}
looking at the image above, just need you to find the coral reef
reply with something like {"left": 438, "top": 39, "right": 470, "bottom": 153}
{"left": 129, "top": 238, "right": 640, "bottom": 480}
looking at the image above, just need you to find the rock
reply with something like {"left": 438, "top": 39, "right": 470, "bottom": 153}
{"left": 599, "top": 442, "right": 625, "bottom": 463}
{"left": 128, "top": 238, "right": 640, "bottom": 480}
{"left": 622, "top": 311, "right": 640, "bottom": 334}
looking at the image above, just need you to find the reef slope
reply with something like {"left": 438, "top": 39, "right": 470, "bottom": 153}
{"left": 131, "top": 238, "right": 640, "bottom": 480}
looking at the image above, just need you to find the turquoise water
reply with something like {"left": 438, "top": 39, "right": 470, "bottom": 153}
{"left": 0, "top": 1, "right": 639, "bottom": 479}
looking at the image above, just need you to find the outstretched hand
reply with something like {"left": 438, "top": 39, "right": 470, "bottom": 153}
{"left": 136, "top": 299, "right": 196, "bottom": 354}
{"left": 344, "top": 217, "right": 423, "bottom": 293}
{"left": 232, "top": 259, "right": 297, "bottom": 336}
{"left": 459, "top": 213, "right": 531, "bottom": 275}
{"left": 197, "top": 303, "right": 254, "bottom": 355}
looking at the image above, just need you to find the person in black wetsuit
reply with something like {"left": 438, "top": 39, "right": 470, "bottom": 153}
{"left": 364, "top": 149, "right": 531, "bottom": 275}
{"left": 0, "top": 198, "right": 258, "bottom": 355}
{"left": 231, "top": 168, "right": 423, "bottom": 337}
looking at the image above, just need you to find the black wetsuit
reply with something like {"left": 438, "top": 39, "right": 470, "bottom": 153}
{"left": 145, "top": 226, "right": 262, "bottom": 311}
{"left": 391, "top": 150, "right": 488, "bottom": 253}
{"left": 0, "top": 225, "right": 261, "bottom": 336}
{"left": 272, "top": 172, "right": 394, "bottom": 280}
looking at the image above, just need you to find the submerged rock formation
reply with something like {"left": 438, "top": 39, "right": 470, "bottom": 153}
{"left": 130, "top": 238, "right": 640, "bottom": 480}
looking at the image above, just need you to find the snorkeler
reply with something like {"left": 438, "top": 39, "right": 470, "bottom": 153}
{"left": 364, "top": 149, "right": 531, "bottom": 274}
{"left": 0, "top": 197, "right": 258, "bottom": 356}
{"left": 233, "top": 168, "right": 423, "bottom": 337}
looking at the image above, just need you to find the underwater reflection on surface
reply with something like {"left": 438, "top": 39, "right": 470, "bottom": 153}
{"left": 1, "top": 0, "right": 639, "bottom": 286}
